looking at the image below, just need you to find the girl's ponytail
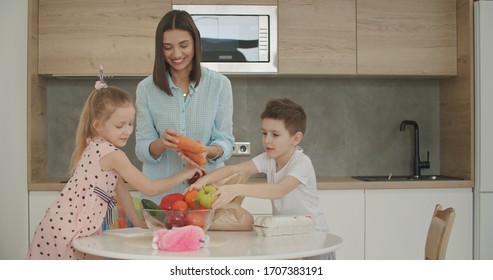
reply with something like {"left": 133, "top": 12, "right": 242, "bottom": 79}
{"left": 68, "top": 66, "right": 134, "bottom": 175}
{"left": 69, "top": 90, "right": 98, "bottom": 175}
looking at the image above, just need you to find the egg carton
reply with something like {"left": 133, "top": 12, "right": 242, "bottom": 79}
{"left": 253, "top": 215, "right": 314, "bottom": 237}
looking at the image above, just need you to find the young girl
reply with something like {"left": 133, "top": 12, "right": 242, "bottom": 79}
{"left": 27, "top": 79, "right": 200, "bottom": 260}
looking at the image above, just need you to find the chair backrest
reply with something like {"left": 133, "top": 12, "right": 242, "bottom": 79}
{"left": 425, "top": 204, "right": 456, "bottom": 260}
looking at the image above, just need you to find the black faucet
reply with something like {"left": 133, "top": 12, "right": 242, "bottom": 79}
{"left": 400, "top": 120, "right": 430, "bottom": 178}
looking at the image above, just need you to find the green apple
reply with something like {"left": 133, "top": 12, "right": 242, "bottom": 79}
{"left": 197, "top": 185, "right": 218, "bottom": 209}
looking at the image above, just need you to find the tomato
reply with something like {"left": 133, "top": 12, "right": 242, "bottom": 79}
{"left": 186, "top": 212, "right": 205, "bottom": 228}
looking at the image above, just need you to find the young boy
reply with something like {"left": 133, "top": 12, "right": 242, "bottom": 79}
{"left": 190, "top": 98, "right": 333, "bottom": 259}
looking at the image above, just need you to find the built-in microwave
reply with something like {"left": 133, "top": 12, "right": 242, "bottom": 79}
{"left": 172, "top": 5, "right": 278, "bottom": 74}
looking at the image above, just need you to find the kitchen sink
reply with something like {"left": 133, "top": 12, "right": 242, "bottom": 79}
{"left": 352, "top": 175, "right": 463, "bottom": 182}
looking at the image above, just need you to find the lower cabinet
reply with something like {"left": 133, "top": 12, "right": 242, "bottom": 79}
{"left": 28, "top": 188, "right": 473, "bottom": 259}
{"left": 28, "top": 191, "right": 142, "bottom": 241}
{"left": 365, "top": 188, "right": 473, "bottom": 260}
{"left": 318, "top": 190, "right": 365, "bottom": 260}
{"left": 242, "top": 197, "right": 272, "bottom": 216}
{"left": 476, "top": 192, "right": 493, "bottom": 259}
{"left": 28, "top": 191, "right": 59, "bottom": 241}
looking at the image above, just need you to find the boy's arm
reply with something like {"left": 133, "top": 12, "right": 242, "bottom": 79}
{"left": 115, "top": 178, "right": 147, "bottom": 228}
{"left": 190, "top": 160, "right": 257, "bottom": 189}
{"left": 212, "top": 175, "right": 301, "bottom": 209}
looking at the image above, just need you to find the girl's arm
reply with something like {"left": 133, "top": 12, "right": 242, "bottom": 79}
{"left": 100, "top": 150, "right": 198, "bottom": 197}
{"left": 189, "top": 160, "right": 258, "bottom": 189}
{"left": 114, "top": 177, "right": 147, "bottom": 228}
{"left": 211, "top": 175, "right": 301, "bottom": 210}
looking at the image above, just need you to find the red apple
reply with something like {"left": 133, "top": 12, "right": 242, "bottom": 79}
{"left": 188, "top": 171, "right": 206, "bottom": 184}
{"left": 165, "top": 210, "right": 187, "bottom": 229}
{"left": 186, "top": 212, "right": 205, "bottom": 228}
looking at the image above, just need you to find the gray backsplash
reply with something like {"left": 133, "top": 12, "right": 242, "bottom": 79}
{"left": 47, "top": 77, "right": 439, "bottom": 179}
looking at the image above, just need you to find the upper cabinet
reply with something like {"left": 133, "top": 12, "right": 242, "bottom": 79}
{"left": 38, "top": 0, "right": 171, "bottom": 76}
{"left": 37, "top": 0, "right": 457, "bottom": 76}
{"left": 357, "top": 0, "right": 457, "bottom": 76}
{"left": 278, "top": 0, "right": 357, "bottom": 75}
{"left": 172, "top": 0, "right": 277, "bottom": 4}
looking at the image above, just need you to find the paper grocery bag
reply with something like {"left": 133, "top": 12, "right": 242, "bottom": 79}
{"left": 208, "top": 171, "right": 254, "bottom": 231}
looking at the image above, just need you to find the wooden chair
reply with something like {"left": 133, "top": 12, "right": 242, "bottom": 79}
{"left": 425, "top": 204, "right": 456, "bottom": 260}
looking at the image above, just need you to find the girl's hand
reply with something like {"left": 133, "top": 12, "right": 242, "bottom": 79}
{"left": 134, "top": 219, "right": 148, "bottom": 229}
{"left": 159, "top": 128, "right": 180, "bottom": 151}
{"left": 188, "top": 175, "right": 211, "bottom": 191}
{"left": 183, "top": 164, "right": 203, "bottom": 179}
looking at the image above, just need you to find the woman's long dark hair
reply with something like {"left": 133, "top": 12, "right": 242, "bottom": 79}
{"left": 153, "top": 10, "right": 202, "bottom": 96}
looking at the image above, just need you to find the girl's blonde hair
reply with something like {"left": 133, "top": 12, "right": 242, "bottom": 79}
{"left": 69, "top": 86, "right": 135, "bottom": 175}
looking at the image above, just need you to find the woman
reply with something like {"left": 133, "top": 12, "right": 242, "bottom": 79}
{"left": 135, "top": 10, "right": 234, "bottom": 204}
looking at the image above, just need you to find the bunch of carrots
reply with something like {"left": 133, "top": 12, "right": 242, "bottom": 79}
{"left": 176, "top": 134, "right": 207, "bottom": 167}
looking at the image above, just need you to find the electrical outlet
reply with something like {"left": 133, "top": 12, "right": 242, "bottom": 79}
{"left": 232, "top": 142, "right": 250, "bottom": 156}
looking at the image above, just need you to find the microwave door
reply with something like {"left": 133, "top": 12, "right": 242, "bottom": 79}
{"left": 201, "top": 38, "right": 259, "bottom": 62}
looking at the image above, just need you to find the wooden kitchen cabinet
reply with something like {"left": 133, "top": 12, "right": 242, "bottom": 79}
{"left": 37, "top": 0, "right": 457, "bottom": 76}
{"left": 172, "top": 0, "right": 277, "bottom": 4}
{"left": 365, "top": 188, "right": 472, "bottom": 259}
{"left": 278, "top": 0, "right": 357, "bottom": 75}
{"left": 357, "top": 0, "right": 457, "bottom": 76}
{"left": 38, "top": 0, "right": 171, "bottom": 76}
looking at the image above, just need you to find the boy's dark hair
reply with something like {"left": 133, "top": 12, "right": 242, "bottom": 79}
{"left": 261, "top": 98, "right": 307, "bottom": 135}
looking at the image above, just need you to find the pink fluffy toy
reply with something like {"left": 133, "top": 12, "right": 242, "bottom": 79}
{"left": 151, "top": 225, "right": 209, "bottom": 251}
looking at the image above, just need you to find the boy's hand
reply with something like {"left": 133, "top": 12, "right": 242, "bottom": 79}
{"left": 210, "top": 185, "right": 236, "bottom": 209}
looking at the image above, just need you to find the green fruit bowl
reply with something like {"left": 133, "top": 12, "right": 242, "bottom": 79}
{"left": 142, "top": 208, "right": 215, "bottom": 232}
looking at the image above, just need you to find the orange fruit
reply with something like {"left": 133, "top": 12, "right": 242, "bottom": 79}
{"left": 171, "top": 200, "right": 188, "bottom": 211}
{"left": 184, "top": 189, "right": 199, "bottom": 210}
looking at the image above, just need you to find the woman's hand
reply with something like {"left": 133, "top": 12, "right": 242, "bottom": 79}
{"left": 177, "top": 150, "right": 206, "bottom": 169}
{"left": 159, "top": 128, "right": 180, "bottom": 151}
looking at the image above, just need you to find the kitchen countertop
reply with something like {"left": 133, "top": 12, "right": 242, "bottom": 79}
{"left": 28, "top": 176, "right": 473, "bottom": 191}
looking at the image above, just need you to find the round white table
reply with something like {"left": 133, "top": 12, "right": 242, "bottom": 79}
{"left": 73, "top": 229, "right": 343, "bottom": 260}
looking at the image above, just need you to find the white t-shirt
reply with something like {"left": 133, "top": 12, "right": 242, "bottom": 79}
{"left": 252, "top": 146, "right": 330, "bottom": 232}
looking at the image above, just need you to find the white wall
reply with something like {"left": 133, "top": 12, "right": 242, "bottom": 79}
{"left": 0, "top": 0, "right": 29, "bottom": 259}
